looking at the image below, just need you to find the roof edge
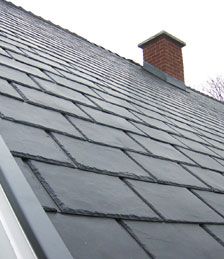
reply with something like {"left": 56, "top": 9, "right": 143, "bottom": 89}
{"left": 1, "top": 0, "right": 140, "bottom": 67}
{"left": 0, "top": 136, "right": 74, "bottom": 259}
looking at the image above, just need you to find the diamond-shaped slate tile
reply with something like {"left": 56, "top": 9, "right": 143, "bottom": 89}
{"left": 33, "top": 76, "right": 96, "bottom": 106}
{"left": 49, "top": 214, "right": 149, "bottom": 259}
{"left": 205, "top": 225, "right": 224, "bottom": 244}
{"left": 53, "top": 133, "right": 150, "bottom": 177}
{"left": 0, "top": 78, "right": 22, "bottom": 99}
{"left": 69, "top": 117, "right": 144, "bottom": 151}
{"left": 128, "top": 152, "right": 206, "bottom": 187}
{"left": 174, "top": 135, "right": 218, "bottom": 156}
{"left": 194, "top": 190, "right": 224, "bottom": 217}
{"left": 45, "top": 71, "right": 98, "bottom": 97}
{"left": 133, "top": 112, "right": 176, "bottom": 133}
{"left": 80, "top": 105, "right": 143, "bottom": 133}
{"left": 31, "top": 161, "right": 158, "bottom": 219}
{"left": 0, "top": 54, "right": 49, "bottom": 79}
{"left": 0, "top": 119, "right": 71, "bottom": 163}
{"left": 0, "top": 94, "right": 83, "bottom": 137}
{"left": 0, "top": 64, "right": 37, "bottom": 87}
{"left": 89, "top": 97, "right": 140, "bottom": 120}
{"left": 179, "top": 148, "right": 224, "bottom": 171}
{"left": 184, "top": 165, "right": 224, "bottom": 191}
{"left": 15, "top": 158, "right": 57, "bottom": 210}
{"left": 132, "top": 122, "right": 183, "bottom": 145}
{"left": 125, "top": 221, "right": 224, "bottom": 259}
{"left": 131, "top": 134, "right": 193, "bottom": 163}
{"left": 127, "top": 180, "right": 223, "bottom": 222}
{"left": 8, "top": 51, "right": 61, "bottom": 75}
{"left": 14, "top": 84, "right": 90, "bottom": 119}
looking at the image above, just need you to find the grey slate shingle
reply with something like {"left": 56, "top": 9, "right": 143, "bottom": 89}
{"left": 128, "top": 152, "right": 206, "bottom": 187}
{"left": 131, "top": 134, "right": 193, "bottom": 163}
{"left": 179, "top": 148, "right": 224, "bottom": 171}
{"left": 0, "top": 78, "right": 22, "bottom": 99}
{"left": 125, "top": 221, "right": 224, "bottom": 259}
{"left": 49, "top": 214, "right": 150, "bottom": 259}
{"left": 53, "top": 133, "right": 151, "bottom": 177}
{"left": 0, "top": 63, "right": 38, "bottom": 87}
{"left": 80, "top": 105, "right": 143, "bottom": 133}
{"left": 184, "top": 165, "right": 224, "bottom": 191}
{"left": 0, "top": 94, "right": 83, "bottom": 137}
{"left": 0, "top": 119, "right": 71, "bottom": 163}
{"left": 31, "top": 160, "right": 158, "bottom": 219}
{"left": 69, "top": 117, "right": 145, "bottom": 151}
{"left": 127, "top": 180, "right": 223, "bottom": 222}
{"left": 194, "top": 190, "right": 224, "bottom": 217}
{"left": 32, "top": 76, "right": 96, "bottom": 106}
{"left": 14, "top": 84, "right": 90, "bottom": 119}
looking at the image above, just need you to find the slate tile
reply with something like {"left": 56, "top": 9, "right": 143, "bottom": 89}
{"left": 33, "top": 76, "right": 95, "bottom": 106}
{"left": 172, "top": 127, "right": 207, "bottom": 144}
{"left": 125, "top": 221, "right": 224, "bottom": 259}
{"left": 15, "top": 158, "right": 57, "bottom": 210}
{"left": 8, "top": 51, "right": 60, "bottom": 75}
{"left": 174, "top": 135, "right": 217, "bottom": 156}
{"left": 0, "top": 64, "right": 37, "bottom": 87}
{"left": 0, "top": 119, "right": 71, "bottom": 163}
{"left": 194, "top": 190, "right": 224, "bottom": 217}
{"left": 45, "top": 71, "right": 98, "bottom": 97}
{"left": 0, "top": 54, "right": 49, "bottom": 79}
{"left": 208, "top": 146, "right": 224, "bottom": 159}
{"left": 49, "top": 214, "right": 149, "bottom": 259}
{"left": 96, "top": 91, "right": 137, "bottom": 110}
{"left": 57, "top": 69, "right": 98, "bottom": 89}
{"left": 31, "top": 161, "right": 158, "bottom": 218}
{"left": 89, "top": 97, "right": 140, "bottom": 120}
{"left": 0, "top": 78, "right": 22, "bottom": 99}
{"left": 128, "top": 152, "right": 206, "bottom": 187}
{"left": 0, "top": 46, "right": 10, "bottom": 56}
{"left": 127, "top": 180, "right": 223, "bottom": 222}
{"left": 69, "top": 117, "right": 144, "bottom": 151}
{"left": 0, "top": 94, "right": 83, "bottom": 137}
{"left": 132, "top": 122, "right": 183, "bottom": 145}
{"left": 53, "top": 134, "right": 150, "bottom": 177}
{"left": 131, "top": 134, "right": 193, "bottom": 163}
{"left": 80, "top": 105, "right": 143, "bottom": 133}
{"left": 133, "top": 112, "right": 176, "bottom": 133}
{"left": 22, "top": 49, "right": 67, "bottom": 70}
{"left": 205, "top": 225, "right": 224, "bottom": 244}
{"left": 0, "top": 39, "right": 23, "bottom": 53}
{"left": 179, "top": 148, "right": 224, "bottom": 171}
{"left": 14, "top": 84, "right": 90, "bottom": 119}
{"left": 203, "top": 138, "right": 224, "bottom": 150}
{"left": 184, "top": 165, "right": 224, "bottom": 191}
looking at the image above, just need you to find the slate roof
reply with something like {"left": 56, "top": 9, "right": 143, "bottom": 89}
{"left": 1, "top": 1, "right": 224, "bottom": 258}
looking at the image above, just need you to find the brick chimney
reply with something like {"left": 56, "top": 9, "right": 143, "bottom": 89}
{"left": 138, "top": 31, "right": 186, "bottom": 82}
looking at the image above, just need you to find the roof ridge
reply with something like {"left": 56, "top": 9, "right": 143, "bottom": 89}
{"left": 2, "top": 0, "right": 224, "bottom": 107}
{"left": 1, "top": 0, "right": 140, "bottom": 67}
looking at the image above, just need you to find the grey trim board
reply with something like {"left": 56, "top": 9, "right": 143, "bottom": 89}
{"left": 0, "top": 135, "right": 74, "bottom": 259}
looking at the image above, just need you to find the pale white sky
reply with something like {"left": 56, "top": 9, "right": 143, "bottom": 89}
{"left": 9, "top": 0, "right": 224, "bottom": 91}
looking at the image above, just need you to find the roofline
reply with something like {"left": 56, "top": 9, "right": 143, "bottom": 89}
{"left": 138, "top": 30, "right": 186, "bottom": 48}
{"left": 0, "top": 136, "right": 74, "bottom": 259}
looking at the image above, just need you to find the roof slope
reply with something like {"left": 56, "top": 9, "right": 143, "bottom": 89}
{"left": 1, "top": 1, "right": 224, "bottom": 258}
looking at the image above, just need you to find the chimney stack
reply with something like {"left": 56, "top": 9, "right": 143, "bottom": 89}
{"left": 138, "top": 31, "right": 186, "bottom": 82}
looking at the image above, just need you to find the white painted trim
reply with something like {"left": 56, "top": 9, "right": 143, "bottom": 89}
{"left": 0, "top": 184, "right": 37, "bottom": 259}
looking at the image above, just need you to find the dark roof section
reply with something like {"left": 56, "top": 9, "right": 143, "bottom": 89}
{"left": 1, "top": 0, "right": 224, "bottom": 258}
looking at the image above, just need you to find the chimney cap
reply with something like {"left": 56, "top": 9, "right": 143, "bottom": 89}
{"left": 138, "top": 30, "right": 186, "bottom": 49}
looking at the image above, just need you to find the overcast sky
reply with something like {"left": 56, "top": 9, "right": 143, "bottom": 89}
{"left": 9, "top": 0, "right": 224, "bottom": 91}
